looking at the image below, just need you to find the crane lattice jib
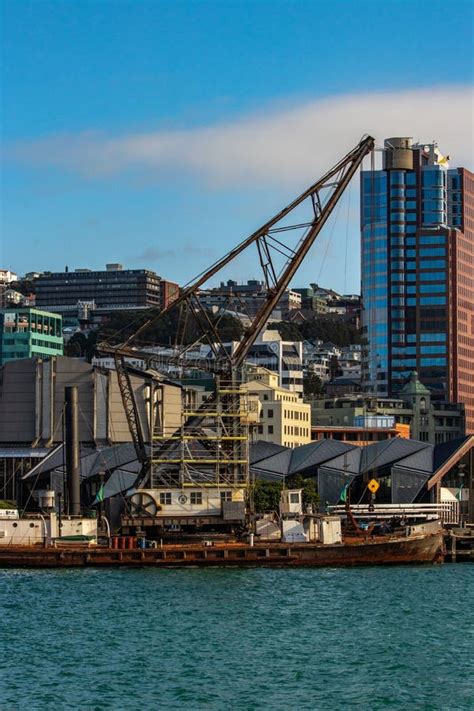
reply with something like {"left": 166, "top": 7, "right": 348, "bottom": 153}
{"left": 100, "top": 135, "right": 374, "bottom": 483}
{"left": 101, "top": 134, "right": 374, "bottom": 362}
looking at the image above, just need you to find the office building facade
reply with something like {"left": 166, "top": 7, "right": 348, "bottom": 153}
{"left": 34, "top": 264, "right": 179, "bottom": 316}
{"left": 361, "top": 137, "right": 474, "bottom": 432}
{"left": 0, "top": 308, "right": 63, "bottom": 365}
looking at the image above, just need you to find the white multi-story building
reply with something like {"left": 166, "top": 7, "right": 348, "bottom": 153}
{"left": 0, "top": 270, "right": 19, "bottom": 285}
{"left": 244, "top": 330, "right": 304, "bottom": 395}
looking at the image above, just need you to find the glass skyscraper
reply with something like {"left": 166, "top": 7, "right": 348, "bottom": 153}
{"left": 361, "top": 137, "right": 474, "bottom": 433}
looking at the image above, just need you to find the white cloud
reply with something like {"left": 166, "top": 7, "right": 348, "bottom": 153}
{"left": 8, "top": 85, "right": 473, "bottom": 187}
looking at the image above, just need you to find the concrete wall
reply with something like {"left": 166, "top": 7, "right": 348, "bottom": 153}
{"left": 0, "top": 356, "right": 182, "bottom": 447}
{"left": 53, "top": 358, "right": 95, "bottom": 443}
{"left": 0, "top": 359, "right": 38, "bottom": 443}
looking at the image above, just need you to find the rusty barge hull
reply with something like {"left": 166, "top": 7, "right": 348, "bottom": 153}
{"left": 0, "top": 533, "right": 443, "bottom": 569}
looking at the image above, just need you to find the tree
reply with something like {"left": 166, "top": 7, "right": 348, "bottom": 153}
{"left": 64, "top": 332, "right": 87, "bottom": 357}
{"left": 272, "top": 321, "right": 303, "bottom": 341}
{"left": 301, "top": 316, "right": 360, "bottom": 346}
{"left": 329, "top": 354, "right": 343, "bottom": 381}
{"left": 64, "top": 331, "right": 98, "bottom": 361}
{"left": 303, "top": 371, "right": 323, "bottom": 397}
{"left": 96, "top": 306, "right": 243, "bottom": 349}
{"left": 212, "top": 313, "right": 243, "bottom": 342}
{"left": 252, "top": 480, "right": 283, "bottom": 513}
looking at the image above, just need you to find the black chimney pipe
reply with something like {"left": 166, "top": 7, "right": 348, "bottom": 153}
{"left": 65, "top": 385, "right": 80, "bottom": 516}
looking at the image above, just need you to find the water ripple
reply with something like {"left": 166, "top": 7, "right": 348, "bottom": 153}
{"left": 1, "top": 565, "right": 473, "bottom": 709}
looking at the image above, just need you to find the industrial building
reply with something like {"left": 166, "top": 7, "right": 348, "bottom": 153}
{"left": 250, "top": 435, "right": 474, "bottom": 521}
{"left": 0, "top": 307, "right": 63, "bottom": 365}
{"left": 361, "top": 137, "right": 474, "bottom": 433}
{"left": 0, "top": 356, "right": 182, "bottom": 502}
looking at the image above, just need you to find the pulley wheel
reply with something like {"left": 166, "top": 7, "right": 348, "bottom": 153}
{"left": 129, "top": 492, "right": 159, "bottom": 517}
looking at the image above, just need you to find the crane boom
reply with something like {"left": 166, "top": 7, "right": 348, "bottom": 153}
{"left": 114, "top": 135, "right": 374, "bottom": 354}
{"left": 100, "top": 135, "right": 374, "bottom": 485}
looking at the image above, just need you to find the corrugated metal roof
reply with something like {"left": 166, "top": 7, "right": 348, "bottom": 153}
{"left": 102, "top": 469, "right": 138, "bottom": 499}
{"left": 250, "top": 441, "right": 287, "bottom": 464}
{"left": 433, "top": 436, "right": 470, "bottom": 471}
{"left": 360, "top": 438, "right": 428, "bottom": 473}
{"left": 317, "top": 447, "right": 362, "bottom": 476}
{"left": 22, "top": 443, "right": 141, "bottom": 480}
{"left": 288, "top": 440, "right": 356, "bottom": 475}
{"left": 251, "top": 448, "right": 293, "bottom": 480}
{"left": 393, "top": 446, "right": 434, "bottom": 474}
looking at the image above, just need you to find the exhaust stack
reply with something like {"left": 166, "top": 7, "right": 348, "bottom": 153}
{"left": 65, "top": 386, "right": 80, "bottom": 516}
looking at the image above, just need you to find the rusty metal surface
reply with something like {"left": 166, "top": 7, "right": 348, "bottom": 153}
{"left": 0, "top": 532, "right": 443, "bottom": 569}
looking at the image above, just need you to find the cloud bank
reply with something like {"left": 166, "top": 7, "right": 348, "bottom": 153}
{"left": 8, "top": 86, "right": 473, "bottom": 187}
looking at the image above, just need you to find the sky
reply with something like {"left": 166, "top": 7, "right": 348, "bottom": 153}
{"left": 1, "top": 0, "right": 473, "bottom": 293}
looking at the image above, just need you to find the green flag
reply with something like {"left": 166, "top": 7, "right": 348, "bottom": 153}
{"left": 93, "top": 483, "right": 105, "bottom": 505}
{"left": 340, "top": 483, "right": 349, "bottom": 503}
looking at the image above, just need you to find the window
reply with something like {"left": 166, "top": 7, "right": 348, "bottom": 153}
{"left": 267, "top": 409, "right": 274, "bottom": 418}
{"left": 289, "top": 493, "right": 300, "bottom": 504}
{"left": 190, "top": 492, "right": 202, "bottom": 505}
{"left": 390, "top": 172, "right": 405, "bottom": 186}
{"left": 268, "top": 425, "right": 274, "bottom": 434}
{"left": 420, "top": 235, "right": 446, "bottom": 244}
{"left": 420, "top": 247, "right": 445, "bottom": 257}
{"left": 420, "top": 332, "right": 446, "bottom": 342}
{"left": 159, "top": 492, "right": 172, "bottom": 505}
{"left": 391, "top": 212, "right": 405, "bottom": 222}
{"left": 419, "top": 271, "right": 445, "bottom": 281}
{"left": 220, "top": 491, "right": 232, "bottom": 503}
{"left": 420, "top": 345, "right": 446, "bottom": 354}
{"left": 420, "top": 296, "right": 446, "bottom": 305}
{"left": 420, "top": 357, "right": 446, "bottom": 366}
{"left": 419, "top": 284, "right": 446, "bottom": 293}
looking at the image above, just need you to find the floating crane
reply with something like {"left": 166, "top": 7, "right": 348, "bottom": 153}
{"left": 99, "top": 135, "right": 374, "bottom": 524}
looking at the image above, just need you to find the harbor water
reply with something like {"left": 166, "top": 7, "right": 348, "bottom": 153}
{"left": 1, "top": 565, "right": 473, "bottom": 710}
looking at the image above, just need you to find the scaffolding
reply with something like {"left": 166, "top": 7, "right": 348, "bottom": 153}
{"left": 150, "top": 377, "right": 250, "bottom": 490}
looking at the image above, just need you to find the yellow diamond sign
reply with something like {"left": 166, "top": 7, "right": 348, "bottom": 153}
{"left": 367, "top": 479, "right": 380, "bottom": 494}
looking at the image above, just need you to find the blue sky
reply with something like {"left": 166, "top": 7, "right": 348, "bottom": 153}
{"left": 1, "top": 0, "right": 473, "bottom": 292}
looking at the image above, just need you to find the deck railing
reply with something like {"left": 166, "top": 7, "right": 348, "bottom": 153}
{"left": 329, "top": 502, "right": 460, "bottom": 526}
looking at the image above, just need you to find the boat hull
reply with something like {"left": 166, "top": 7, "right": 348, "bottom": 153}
{"left": 0, "top": 532, "right": 444, "bottom": 569}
